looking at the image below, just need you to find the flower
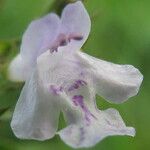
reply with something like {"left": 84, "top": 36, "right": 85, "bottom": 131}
{"left": 9, "top": 1, "right": 143, "bottom": 148}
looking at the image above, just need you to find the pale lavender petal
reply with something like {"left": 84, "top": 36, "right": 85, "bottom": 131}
{"left": 77, "top": 51, "right": 143, "bottom": 103}
{"left": 8, "top": 54, "right": 31, "bottom": 81}
{"left": 20, "top": 13, "right": 60, "bottom": 66}
{"left": 60, "top": 1, "right": 91, "bottom": 51}
{"left": 11, "top": 70, "right": 60, "bottom": 140}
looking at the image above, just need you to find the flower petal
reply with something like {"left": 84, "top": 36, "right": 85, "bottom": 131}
{"left": 61, "top": 1, "right": 91, "bottom": 51}
{"left": 77, "top": 52, "right": 143, "bottom": 103}
{"left": 11, "top": 69, "right": 60, "bottom": 140}
{"left": 20, "top": 13, "right": 60, "bottom": 66}
{"left": 8, "top": 54, "right": 32, "bottom": 81}
{"left": 58, "top": 80, "right": 134, "bottom": 148}
{"left": 59, "top": 107, "right": 135, "bottom": 148}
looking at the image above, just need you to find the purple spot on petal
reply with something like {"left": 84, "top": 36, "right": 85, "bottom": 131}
{"left": 73, "top": 83, "right": 79, "bottom": 89}
{"left": 68, "top": 80, "right": 87, "bottom": 92}
{"left": 72, "top": 95, "right": 84, "bottom": 106}
{"left": 49, "top": 85, "right": 63, "bottom": 95}
{"left": 76, "top": 80, "right": 87, "bottom": 86}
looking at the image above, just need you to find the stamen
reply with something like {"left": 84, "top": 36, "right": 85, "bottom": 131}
{"left": 49, "top": 33, "right": 83, "bottom": 53}
{"left": 68, "top": 33, "right": 83, "bottom": 42}
{"left": 59, "top": 39, "right": 68, "bottom": 46}
{"left": 50, "top": 47, "right": 58, "bottom": 53}
{"left": 72, "top": 36, "right": 83, "bottom": 41}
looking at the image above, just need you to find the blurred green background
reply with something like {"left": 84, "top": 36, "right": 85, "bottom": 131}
{"left": 0, "top": 0, "right": 149, "bottom": 150}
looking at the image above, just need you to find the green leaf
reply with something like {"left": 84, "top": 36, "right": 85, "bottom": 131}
{"left": 0, "top": 0, "right": 55, "bottom": 40}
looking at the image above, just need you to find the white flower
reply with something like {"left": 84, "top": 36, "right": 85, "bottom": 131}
{"left": 9, "top": 1, "right": 143, "bottom": 148}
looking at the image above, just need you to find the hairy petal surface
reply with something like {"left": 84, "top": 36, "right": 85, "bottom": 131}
{"left": 11, "top": 69, "right": 60, "bottom": 140}
{"left": 77, "top": 51, "right": 143, "bottom": 103}
{"left": 61, "top": 1, "right": 91, "bottom": 51}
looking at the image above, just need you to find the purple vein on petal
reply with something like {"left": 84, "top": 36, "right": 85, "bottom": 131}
{"left": 72, "top": 95, "right": 96, "bottom": 124}
{"left": 49, "top": 85, "right": 63, "bottom": 95}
